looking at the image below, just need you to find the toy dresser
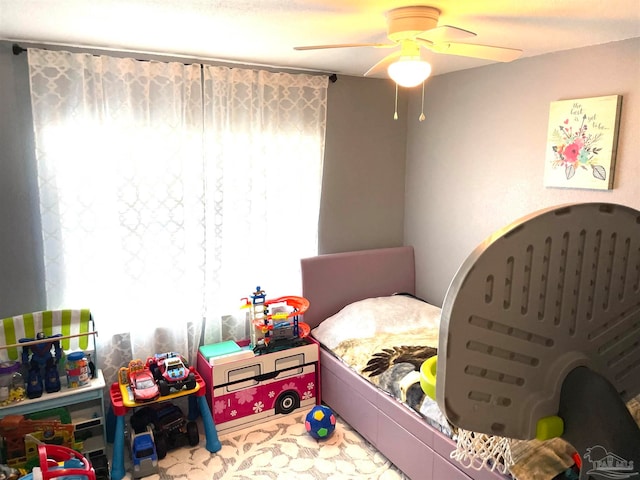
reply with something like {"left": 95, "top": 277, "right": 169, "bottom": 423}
{"left": 197, "top": 337, "right": 320, "bottom": 435}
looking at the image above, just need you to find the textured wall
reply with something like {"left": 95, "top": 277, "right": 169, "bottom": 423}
{"left": 405, "top": 38, "right": 640, "bottom": 305}
{"left": 319, "top": 75, "right": 408, "bottom": 254}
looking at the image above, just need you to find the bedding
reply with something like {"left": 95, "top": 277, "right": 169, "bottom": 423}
{"left": 311, "top": 294, "right": 452, "bottom": 435}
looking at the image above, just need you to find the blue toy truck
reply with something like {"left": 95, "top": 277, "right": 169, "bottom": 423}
{"left": 130, "top": 428, "right": 159, "bottom": 479}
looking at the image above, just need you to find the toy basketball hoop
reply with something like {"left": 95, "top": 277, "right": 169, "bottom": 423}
{"left": 437, "top": 203, "right": 640, "bottom": 478}
{"left": 451, "top": 428, "right": 513, "bottom": 474}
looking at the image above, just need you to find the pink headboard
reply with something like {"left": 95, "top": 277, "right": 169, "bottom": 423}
{"left": 300, "top": 246, "right": 416, "bottom": 329}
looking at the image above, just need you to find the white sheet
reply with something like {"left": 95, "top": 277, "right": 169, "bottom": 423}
{"left": 311, "top": 294, "right": 441, "bottom": 350}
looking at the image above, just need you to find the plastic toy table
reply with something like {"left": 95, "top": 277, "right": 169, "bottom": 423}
{"left": 108, "top": 369, "right": 221, "bottom": 480}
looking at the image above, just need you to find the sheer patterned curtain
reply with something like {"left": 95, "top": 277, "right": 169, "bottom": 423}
{"left": 27, "top": 49, "right": 328, "bottom": 385}
{"left": 201, "top": 66, "right": 327, "bottom": 343}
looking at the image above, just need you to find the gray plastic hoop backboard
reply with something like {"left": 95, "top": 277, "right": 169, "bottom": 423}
{"left": 436, "top": 203, "right": 640, "bottom": 439}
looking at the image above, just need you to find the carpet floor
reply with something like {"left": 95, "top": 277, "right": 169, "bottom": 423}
{"left": 122, "top": 409, "right": 409, "bottom": 480}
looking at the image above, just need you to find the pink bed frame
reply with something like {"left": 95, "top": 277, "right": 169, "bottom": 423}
{"left": 301, "top": 246, "right": 507, "bottom": 480}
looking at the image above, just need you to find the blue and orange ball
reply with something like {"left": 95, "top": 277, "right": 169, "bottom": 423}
{"left": 305, "top": 405, "right": 336, "bottom": 440}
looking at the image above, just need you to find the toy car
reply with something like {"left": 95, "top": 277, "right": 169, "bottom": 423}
{"left": 130, "top": 403, "right": 199, "bottom": 459}
{"left": 130, "top": 369, "right": 160, "bottom": 403}
{"left": 146, "top": 352, "right": 196, "bottom": 396}
{"left": 130, "top": 426, "right": 159, "bottom": 479}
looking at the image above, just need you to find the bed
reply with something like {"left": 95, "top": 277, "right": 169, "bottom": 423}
{"left": 300, "top": 246, "right": 511, "bottom": 480}
{"left": 300, "top": 203, "right": 640, "bottom": 480}
{"left": 301, "top": 246, "right": 640, "bottom": 480}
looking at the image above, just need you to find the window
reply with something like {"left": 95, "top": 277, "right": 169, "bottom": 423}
{"left": 27, "top": 49, "right": 328, "bottom": 379}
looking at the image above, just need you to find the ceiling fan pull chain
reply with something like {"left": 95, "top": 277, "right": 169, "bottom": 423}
{"left": 394, "top": 82, "right": 399, "bottom": 120}
{"left": 419, "top": 81, "right": 426, "bottom": 122}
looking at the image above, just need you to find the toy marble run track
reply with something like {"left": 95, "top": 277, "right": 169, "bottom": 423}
{"left": 242, "top": 288, "right": 311, "bottom": 349}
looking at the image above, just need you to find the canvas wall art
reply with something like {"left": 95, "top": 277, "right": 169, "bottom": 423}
{"left": 544, "top": 95, "right": 622, "bottom": 190}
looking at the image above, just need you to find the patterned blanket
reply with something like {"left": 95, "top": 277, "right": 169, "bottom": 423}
{"left": 329, "top": 332, "right": 575, "bottom": 479}
{"left": 331, "top": 329, "right": 449, "bottom": 433}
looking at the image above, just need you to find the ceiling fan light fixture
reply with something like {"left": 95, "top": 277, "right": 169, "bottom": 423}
{"left": 387, "top": 57, "right": 432, "bottom": 87}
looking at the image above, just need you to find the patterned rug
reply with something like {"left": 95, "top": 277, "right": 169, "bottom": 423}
{"left": 128, "top": 410, "right": 409, "bottom": 480}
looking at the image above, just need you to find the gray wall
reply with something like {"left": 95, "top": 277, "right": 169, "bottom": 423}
{"left": 405, "top": 38, "right": 640, "bottom": 306}
{"left": 320, "top": 75, "right": 407, "bottom": 254}
{"left": 0, "top": 41, "right": 408, "bottom": 317}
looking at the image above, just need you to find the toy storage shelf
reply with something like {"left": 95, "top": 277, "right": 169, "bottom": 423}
{"left": 0, "top": 369, "right": 106, "bottom": 456}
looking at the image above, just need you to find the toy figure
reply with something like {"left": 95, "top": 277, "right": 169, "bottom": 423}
{"left": 19, "top": 332, "right": 63, "bottom": 398}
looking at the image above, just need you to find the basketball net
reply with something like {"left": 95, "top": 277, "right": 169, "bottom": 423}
{"left": 451, "top": 428, "right": 514, "bottom": 475}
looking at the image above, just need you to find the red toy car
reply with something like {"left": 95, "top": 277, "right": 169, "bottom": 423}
{"left": 127, "top": 360, "right": 160, "bottom": 402}
{"left": 146, "top": 352, "right": 196, "bottom": 397}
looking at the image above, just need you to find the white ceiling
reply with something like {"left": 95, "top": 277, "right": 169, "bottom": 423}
{"left": 1, "top": 0, "right": 639, "bottom": 78}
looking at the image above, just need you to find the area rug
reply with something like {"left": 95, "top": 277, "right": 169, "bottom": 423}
{"left": 145, "top": 410, "right": 409, "bottom": 480}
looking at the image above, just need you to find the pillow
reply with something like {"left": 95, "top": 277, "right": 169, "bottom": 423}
{"left": 311, "top": 295, "right": 441, "bottom": 350}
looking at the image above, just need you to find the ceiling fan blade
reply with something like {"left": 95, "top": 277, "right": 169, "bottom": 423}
{"left": 417, "top": 25, "right": 476, "bottom": 43}
{"left": 294, "top": 43, "right": 394, "bottom": 51}
{"left": 364, "top": 50, "right": 402, "bottom": 77}
{"left": 431, "top": 42, "right": 522, "bottom": 62}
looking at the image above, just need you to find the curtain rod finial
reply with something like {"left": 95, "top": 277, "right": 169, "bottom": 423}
{"left": 12, "top": 44, "right": 26, "bottom": 55}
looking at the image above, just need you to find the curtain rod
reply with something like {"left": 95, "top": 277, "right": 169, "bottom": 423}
{"left": 0, "top": 330, "right": 98, "bottom": 350}
{"left": 11, "top": 43, "right": 338, "bottom": 83}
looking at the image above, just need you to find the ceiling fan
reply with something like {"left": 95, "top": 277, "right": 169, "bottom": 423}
{"left": 294, "top": 6, "right": 522, "bottom": 87}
